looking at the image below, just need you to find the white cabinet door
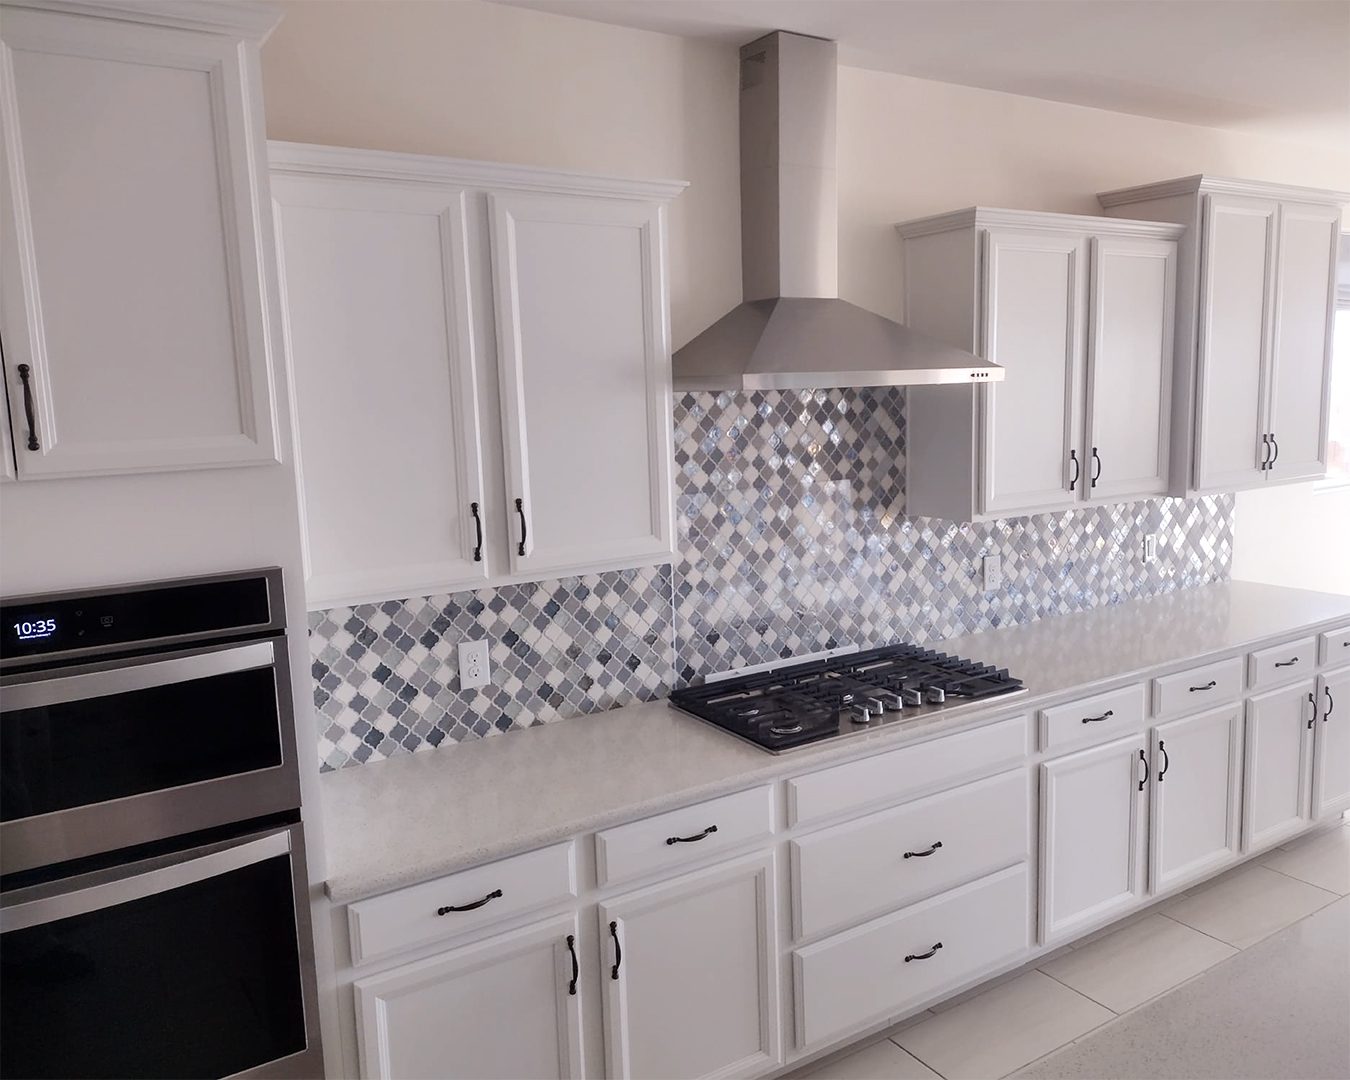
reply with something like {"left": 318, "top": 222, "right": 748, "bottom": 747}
{"left": 272, "top": 174, "right": 488, "bottom": 607}
{"left": 1149, "top": 706, "right": 1243, "bottom": 893}
{"left": 353, "top": 913, "right": 584, "bottom": 1080}
{"left": 979, "top": 230, "right": 1087, "bottom": 516}
{"left": 1039, "top": 735, "right": 1148, "bottom": 943}
{"left": 1312, "top": 668, "right": 1350, "bottom": 820}
{"left": 489, "top": 192, "right": 675, "bottom": 577}
{"left": 1268, "top": 202, "right": 1340, "bottom": 483}
{"left": 1193, "top": 194, "right": 1277, "bottom": 491}
{"left": 0, "top": 7, "right": 279, "bottom": 478}
{"left": 1243, "top": 681, "right": 1316, "bottom": 851}
{"left": 600, "top": 851, "right": 781, "bottom": 1080}
{"left": 1085, "top": 235, "right": 1175, "bottom": 502}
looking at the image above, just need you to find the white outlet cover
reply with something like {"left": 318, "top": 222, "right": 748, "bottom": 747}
{"left": 982, "top": 554, "right": 1002, "bottom": 591}
{"left": 1143, "top": 534, "right": 1158, "bottom": 563}
{"left": 458, "top": 639, "right": 491, "bottom": 689}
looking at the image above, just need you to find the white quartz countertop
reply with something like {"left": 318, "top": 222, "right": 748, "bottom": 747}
{"left": 318, "top": 581, "right": 1350, "bottom": 903}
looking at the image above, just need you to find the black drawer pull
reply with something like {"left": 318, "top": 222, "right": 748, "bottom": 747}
{"left": 566, "top": 934, "right": 579, "bottom": 996}
{"left": 1308, "top": 691, "right": 1317, "bottom": 730}
{"left": 16, "top": 363, "right": 39, "bottom": 451}
{"left": 666, "top": 824, "right": 718, "bottom": 846}
{"left": 1189, "top": 680, "right": 1216, "bottom": 693}
{"left": 903, "top": 841, "right": 943, "bottom": 859}
{"left": 515, "top": 497, "right": 528, "bottom": 557}
{"left": 1157, "top": 739, "right": 1170, "bottom": 782}
{"left": 1326, "top": 687, "right": 1335, "bottom": 723}
{"left": 1260, "top": 433, "right": 1271, "bottom": 471}
{"left": 1069, "top": 449, "right": 1080, "bottom": 491}
{"left": 1270, "top": 433, "right": 1279, "bottom": 467}
{"left": 1082, "top": 709, "right": 1114, "bottom": 725}
{"left": 470, "top": 501, "right": 483, "bottom": 562}
{"left": 1274, "top": 657, "right": 1300, "bottom": 668}
{"left": 1091, "top": 446, "right": 1102, "bottom": 488}
{"left": 609, "top": 920, "right": 622, "bottom": 980}
{"left": 904, "top": 942, "right": 943, "bottom": 963}
{"left": 436, "top": 888, "right": 502, "bottom": 916}
{"left": 1138, "top": 748, "right": 1149, "bottom": 791}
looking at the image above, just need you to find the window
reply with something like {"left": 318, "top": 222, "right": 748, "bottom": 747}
{"left": 1325, "top": 304, "right": 1350, "bottom": 486}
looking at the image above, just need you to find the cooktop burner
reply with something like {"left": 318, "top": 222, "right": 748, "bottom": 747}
{"left": 668, "top": 643, "right": 1026, "bottom": 752}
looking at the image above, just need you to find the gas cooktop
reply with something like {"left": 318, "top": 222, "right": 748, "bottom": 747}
{"left": 668, "top": 643, "right": 1026, "bottom": 752}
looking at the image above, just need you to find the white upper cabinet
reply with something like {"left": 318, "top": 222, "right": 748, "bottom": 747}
{"left": 271, "top": 170, "right": 488, "bottom": 608}
{"left": 898, "top": 209, "right": 1182, "bottom": 522}
{"left": 1099, "top": 175, "right": 1346, "bottom": 495}
{"left": 270, "top": 144, "right": 684, "bottom": 607}
{"left": 489, "top": 192, "right": 676, "bottom": 577}
{"left": 0, "top": 2, "right": 282, "bottom": 479}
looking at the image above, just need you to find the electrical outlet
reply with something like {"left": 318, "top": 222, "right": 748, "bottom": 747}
{"left": 1142, "top": 534, "right": 1158, "bottom": 564}
{"left": 458, "top": 639, "right": 491, "bottom": 689}
{"left": 982, "top": 554, "right": 1002, "bottom": 591}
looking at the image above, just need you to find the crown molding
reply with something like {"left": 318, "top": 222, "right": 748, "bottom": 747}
{"left": 0, "top": 0, "right": 283, "bottom": 38}
{"left": 1098, "top": 174, "right": 1350, "bottom": 209}
{"left": 267, "top": 141, "right": 689, "bottom": 202}
{"left": 896, "top": 206, "right": 1184, "bottom": 241}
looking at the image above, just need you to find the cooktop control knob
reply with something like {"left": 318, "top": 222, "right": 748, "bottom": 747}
{"left": 864, "top": 696, "right": 889, "bottom": 714}
{"left": 925, "top": 686, "right": 947, "bottom": 704}
{"left": 848, "top": 705, "right": 874, "bottom": 725}
{"left": 900, "top": 687, "right": 923, "bottom": 707}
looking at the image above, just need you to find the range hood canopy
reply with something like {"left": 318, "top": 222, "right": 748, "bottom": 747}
{"left": 673, "top": 31, "right": 1003, "bottom": 391}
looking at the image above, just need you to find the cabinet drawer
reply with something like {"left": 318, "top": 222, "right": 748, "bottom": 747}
{"left": 1040, "top": 684, "right": 1145, "bottom": 752}
{"left": 787, "top": 715, "right": 1030, "bottom": 827}
{"left": 1153, "top": 657, "right": 1242, "bottom": 719}
{"left": 791, "top": 770, "right": 1029, "bottom": 941}
{"left": 793, "top": 863, "right": 1030, "bottom": 1048}
{"left": 1321, "top": 626, "right": 1350, "bottom": 667}
{"left": 595, "top": 785, "right": 774, "bottom": 887}
{"left": 1249, "top": 637, "right": 1317, "bottom": 691}
{"left": 348, "top": 841, "right": 577, "bottom": 966}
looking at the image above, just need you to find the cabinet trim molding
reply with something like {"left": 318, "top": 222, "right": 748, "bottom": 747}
{"left": 897, "top": 206, "right": 1184, "bottom": 242}
{"left": 1098, "top": 174, "right": 1350, "bottom": 209}
{"left": 0, "top": 0, "right": 283, "bottom": 38}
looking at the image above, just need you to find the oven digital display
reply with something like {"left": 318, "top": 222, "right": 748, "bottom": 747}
{"left": 8, "top": 616, "right": 59, "bottom": 644}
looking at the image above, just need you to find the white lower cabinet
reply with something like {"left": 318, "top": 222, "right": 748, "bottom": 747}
{"left": 599, "top": 851, "right": 781, "bottom": 1080}
{"left": 353, "top": 913, "right": 585, "bottom": 1080}
{"left": 1243, "top": 681, "right": 1316, "bottom": 850}
{"left": 1148, "top": 706, "right": 1243, "bottom": 892}
{"left": 1039, "top": 735, "right": 1148, "bottom": 943}
{"left": 1312, "top": 668, "right": 1350, "bottom": 819}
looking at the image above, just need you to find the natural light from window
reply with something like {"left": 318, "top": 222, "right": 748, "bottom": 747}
{"left": 1327, "top": 305, "right": 1350, "bottom": 485}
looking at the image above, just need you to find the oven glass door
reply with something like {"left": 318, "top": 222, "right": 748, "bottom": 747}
{"left": 0, "top": 827, "right": 311, "bottom": 1079}
{"left": 1, "top": 640, "right": 286, "bottom": 824}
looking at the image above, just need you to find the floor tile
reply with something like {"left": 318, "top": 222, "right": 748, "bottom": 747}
{"left": 1064, "top": 905, "right": 1158, "bottom": 950}
{"left": 798, "top": 1039, "right": 941, "bottom": 1080}
{"left": 1165, "top": 863, "right": 1338, "bottom": 948}
{"left": 893, "top": 971, "right": 1113, "bottom": 1080}
{"left": 1015, "top": 897, "right": 1350, "bottom": 1079}
{"left": 1039, "top": 913, "right": 1237, "bottom": 1012}
{"left": 1261, "top": 824, "right": 1350, "bottom": 894}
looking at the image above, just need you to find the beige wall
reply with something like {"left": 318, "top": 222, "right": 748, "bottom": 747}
{"left": 260, "top": 0, "right": 1350, "bottom": 593}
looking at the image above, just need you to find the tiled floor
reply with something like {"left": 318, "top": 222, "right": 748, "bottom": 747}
{"left": 797, "top": 820, "right": 1350, "bottom": 1080}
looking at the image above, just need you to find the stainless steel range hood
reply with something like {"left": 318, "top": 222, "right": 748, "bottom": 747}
{"left": 673, "top": 31, "right": 1003, "bottom": 391}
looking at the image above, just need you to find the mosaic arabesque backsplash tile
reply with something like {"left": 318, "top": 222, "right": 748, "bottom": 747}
{"left": 311, "top": 388, "right": 1234, "bottom": 769}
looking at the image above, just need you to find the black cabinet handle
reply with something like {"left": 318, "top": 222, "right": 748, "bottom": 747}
{"left": 1308, "top": 691, "right": 1317, "bottom": 730}
{"left": 16, "top": 363, "right": 39, "bottom": 451}
{"left": 1189, "top": 680, "right": 1216, "bottom": 693}
{"left": 1274, "top": 657, "right": 1300, "bottom": 668}
{"left": 1260, "top": 433, "right": 1271, "bottom": 471}
{"left": 470, "top": 502, "right": 483, "bottom": 562}
{"left": 1082, "top": 709, "right": 1114, "bottom": 725}
{"left": 609, "top": 920, "right": 622, "bottom": 980}
{"left": 566, "top": 934, "right": 579, "bottom": 996}
{"left": 437, "top": 888, "right": 502, "bottom": 916}
{"left": 903, "top": 841, "right": 943, "bottom": 859}
{"left": 1091, "top": 447, "right": 1102, "bottom": 488}
{"left": 515, "top": 497, "right": 528, "bottom": 557}
{"left": 1326, "top": 686, "right": 1335, "bottom": 723}
{"left": 1269, "top": 433, "right": 1279, "bottom": 467}
{"left": 1157, "top": 739, "right": 1170, "bottom": 782}
{"left": 1069, "top": 449, "right": 1080, "bottom": 491}
{"left": 904, "top": 942, "right": 943, "bottom": 963}
{"left": 666, "top": 824, "right": 718, "bottom": 846}
{"left": 1138, "top": 748, "right": 1149, "bottom": 791}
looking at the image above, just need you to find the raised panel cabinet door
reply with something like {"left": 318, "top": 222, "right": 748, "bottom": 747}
{"left": 0, "top": 8, "right": 279, "bottom": 478}
{"left": 1243, "top": 681, "right": 1316, "bottom": 851}
{"left": 1039, "top": 735, "right": 1148, "bottom": 944}
{"left": 353, "top": 913, "right": 585, "bottom": 1080}
{"left": 979, "top": 230, "right": 1087, "bottom": 516}
{"left": 600, "top": 851, "right": 781, "bottom": 1080}
{"left": 1085, "top": 235, "right": 1176, "bottom": 502}
{"left": 1267, "top": 202, "right": 1341, "bottom": 483}
{"left": 1193, "top": 194, "right": 1277, "bottom": 491}
{"left": 1149, "top": 705, "right": 1243, "bottom": 893}
{"left": 489, "top": 192, "right": 675, "bottom": 577}
{"left": 1312, "top": 668, "right": 1350, "bottom": 820}
{"left": 271, "top": 173, "right": 488, "bottom": 607}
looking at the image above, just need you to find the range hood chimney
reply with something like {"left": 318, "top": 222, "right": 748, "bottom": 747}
{"left": 672, "top": 31, "right": 1003, "bottom": 391}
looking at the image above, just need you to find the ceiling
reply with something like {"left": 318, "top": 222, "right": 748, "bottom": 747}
{"left": 492, "top": 0, "right": 1350, "bottom": 150}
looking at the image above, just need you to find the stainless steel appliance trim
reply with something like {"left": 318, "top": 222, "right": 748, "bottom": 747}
{"left": 2, "top": 639, "right": 276, "bottom": 709}
{"left": 0, "top": 830, "right": 291, "bottom": 932}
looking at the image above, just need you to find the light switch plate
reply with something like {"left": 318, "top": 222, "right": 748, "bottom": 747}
{"left": 1142, "top": 534, "right": 1158, "bottom": 564}
{"left": 982, "top": 554, "right": 1002, "bottom": 591}
{"left": 458, "top": 639, "right": 491, "bottom": 689}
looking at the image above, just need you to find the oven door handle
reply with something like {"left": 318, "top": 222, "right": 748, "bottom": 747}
{"left": 1, "top": 639, "right": 277, "bottom": 710}
{"left": 0, "top": 829, "right": 291, "bottom": 933}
